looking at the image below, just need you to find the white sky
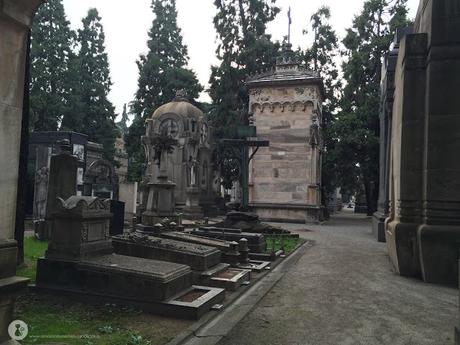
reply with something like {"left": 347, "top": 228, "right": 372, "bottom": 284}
{"left": 62, "top": 0, "right": 420, "bottom": 118}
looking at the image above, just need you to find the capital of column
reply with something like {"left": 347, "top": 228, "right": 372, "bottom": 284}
{"left": 1, "top": 0, "right": 44, "bottom": 28}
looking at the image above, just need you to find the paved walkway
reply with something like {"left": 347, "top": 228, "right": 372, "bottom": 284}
{"left": 220, "top": 211, "right": 458, "bottom": 345}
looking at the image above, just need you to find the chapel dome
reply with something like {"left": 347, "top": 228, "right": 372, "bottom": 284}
{"left": 151, "top": 90, "right": 203, "bottom": 120}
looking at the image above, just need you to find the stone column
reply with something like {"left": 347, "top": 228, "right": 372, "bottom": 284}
{"left": 0, "top": 0, "right": 43, "bottom": 343}
{"left": 385, "top": 32, "right": 427, "bottom": 278}
{"left": 373, "top": 29, "right": 409, "bottom": 242}
{"left": 415, "top": 0, "right": 460, "bottom": 286}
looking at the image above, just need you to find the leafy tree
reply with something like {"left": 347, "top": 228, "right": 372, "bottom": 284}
{"left": 61, "top": 8, "right": 118, "bottom": 161}
{"left": 336, "top": 0, "right": 409, "bottom": 213}
{"left": 126, "top": 0, "right": 202, "bottom": 181}
{"left": 30, "top": 0, "right": 76, "bottom": 131}
{"left": 302, "top": 6, "right": 341, "bottom": 213}
{"left": 209, "top": 0, "right": 280, "bottom": 187}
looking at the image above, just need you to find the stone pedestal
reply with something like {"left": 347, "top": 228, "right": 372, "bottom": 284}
{"left": 142, "top": 175, "right": 181, "bottom": 226}
{"left": 0, "top": 1, "right": 43, "bottom": 343}
{"left": 183, "top": 186, "right": 203, "bottom": 220}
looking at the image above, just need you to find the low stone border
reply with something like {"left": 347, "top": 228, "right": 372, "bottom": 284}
{"left": 166, "top": 239, "right": 314, "bottom": 345}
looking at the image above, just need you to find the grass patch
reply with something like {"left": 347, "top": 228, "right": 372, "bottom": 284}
{"left": 17, "top": 236, "right": 48, "bottom": 282}
{"left": 15, "top": 294, "right": 191, "bottom": 345}
{"left": 265, "top": 235, "right": 302, "bottom": 254}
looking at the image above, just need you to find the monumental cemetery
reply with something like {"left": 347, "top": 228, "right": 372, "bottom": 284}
{"left": 1, "top": 0, "right": 460, "bottom": 344}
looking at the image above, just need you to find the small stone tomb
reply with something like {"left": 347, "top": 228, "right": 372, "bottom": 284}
{"left": 112, "top": 232, "right": 221, "bottom": 271}
{"left": 36, "top": 196, "right": 224, "bottom": 318}
{"left": 113, "top": 231, "right": 252, "bottom": 291}
{"left": 161, "top": 231, "right": 241, "bottom": 265}
{"left": 191, "top": 228, "right": 267, "bottom": 253}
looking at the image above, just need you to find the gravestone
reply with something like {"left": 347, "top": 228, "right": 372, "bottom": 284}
{"left": 38, "top": 148, "right": 78, "bottom": 240}
{"left": 36, "top": 196, "right": 226, "bottom": 318}
{"left": 110, "top": 200, "right": 125, "bottom": 236}
{"left": 38, "top": 196, "right": 191, "bottom": 302}
{"left": 83, "top": 159, "right": 119, "bottom": 200}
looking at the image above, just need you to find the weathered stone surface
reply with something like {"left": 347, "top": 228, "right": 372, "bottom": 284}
{"left": 37, "top": 254, "right": 192, "bottom": 302}
{"left": 247, "top": 46, "right": 324, "bottom": 223}
{"left": 0, "top": 1, "right": 42, "bottom": 342}
{"left": 386, "top": 0, "right": 460, "bottom": 286}
{"left": 191, "top": 229, "right": 266, "bottom": 253}
{"left": 112, "top": 233, "right": 221, "bottom": 271}
{"left": 141, "top": 92, "right": 214, "bottom": 213}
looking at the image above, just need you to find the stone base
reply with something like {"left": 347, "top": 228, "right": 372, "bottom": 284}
{"left": 385, "top": 220, "right": 421, "bottom": 278}
{"left": 417, "top": 224, "right": 460, "bottom": 286}
{"left": 250, "top": 203, "right": 324, "bottom": 223}
{"left": 0, "top": 241, "right": 29, "bottom": 344}
{"left": 142, "top": 211, "right": 182, "bottom": 227}
{"left": 32, "top": 284, "right": 225, "bottom": 320}
{"left": 112, "top": 235, "right": 221, "bottom": 271}
{"left": 372, "top": 211, "right": 387, "bottom": 242}
{"left": 36, "top": 254, "right": 192, "bottom": 302}
{"left": 455, "top": 326, "right": 460, "bottom": 345}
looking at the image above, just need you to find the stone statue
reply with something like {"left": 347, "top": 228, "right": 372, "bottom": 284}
{"left": 34, "top": 166, "right": 49, "bottom": 219}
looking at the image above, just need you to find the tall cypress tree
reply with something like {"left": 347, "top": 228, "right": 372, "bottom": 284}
{"left": 62, "top": 8, "right": 118, "bottom": 161}
{"left": 209, "top": 0, "right": 280, "bottom": 133}
{"left": 126, "top": 0, "right": 202, "bottom": 181}
{"left": 336, "top": 0, "right": 409, "bottom": 213}
{"left": 30, "top": 0, "right": 76, "bottom": 131}
{"left": 209, "top": 0, "right": 280, "bottom": 188}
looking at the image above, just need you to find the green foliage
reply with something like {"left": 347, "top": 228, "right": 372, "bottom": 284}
{"left": 61, "top": 8, "right": 118, "bottom": 162}
{"left": 31, "top": 3, "right": 118, "bottom": 161}
{"left": 334, "top": 0, "right": 409, "bottom": 212}
{"left": 30, "top": 0, "right": 76, "bottom": 131}
{"left": 15, "top": 294, "right": 181, "bottom": 345}
{"left": 301, "top": 6, "right": 341, "bottom": 209}
{"left": 265, "top": 235, "right": 302, "bottom": 254}
{"left": 16, "top": 237, "right": 48, "bottom": 282}
{"left": 126, "top": 0, "right": 202, "bottom": 181}
{"left": 209, "top": 0, "right": 280, "bottom": 187}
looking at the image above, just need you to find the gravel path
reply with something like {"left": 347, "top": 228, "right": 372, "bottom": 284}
{"left": 219, "top": 211, "right": 458, "bottom": 345}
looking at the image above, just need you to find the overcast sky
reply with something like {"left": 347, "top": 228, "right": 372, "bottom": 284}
{"left": 62, "top": 0, "right": 420, "bottom": 117}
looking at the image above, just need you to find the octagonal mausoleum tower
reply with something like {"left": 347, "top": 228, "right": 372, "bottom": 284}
{"left": 247, "top": 45, "right": 325, "bottom": 223}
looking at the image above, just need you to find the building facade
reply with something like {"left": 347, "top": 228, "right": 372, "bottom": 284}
{"left": 247, "top": 46, "right": 325, "bottom": 223}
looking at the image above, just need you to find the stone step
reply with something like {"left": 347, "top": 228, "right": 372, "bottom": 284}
{"left": 206, "top": 267, "right": 251, "bottom": 292}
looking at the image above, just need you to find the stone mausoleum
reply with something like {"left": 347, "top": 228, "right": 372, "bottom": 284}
{"left": 142, "top": 92, "right": 215, "bottom": 218}
{"left": 247, "top": 45, "right": 325, "bottom": 223}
